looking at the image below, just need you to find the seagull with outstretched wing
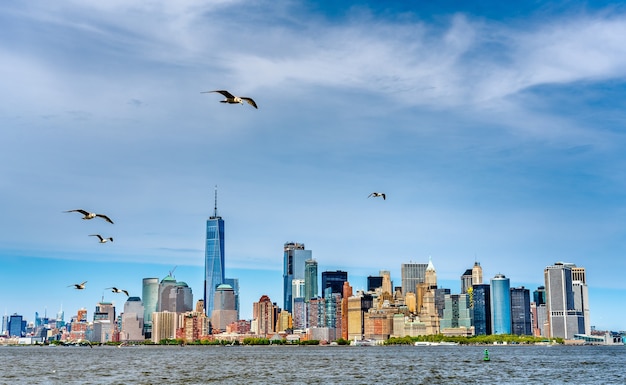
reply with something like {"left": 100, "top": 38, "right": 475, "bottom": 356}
{"left": 368, "top": 192, "right": 386, "bottom": 200}
{"left": 69, "top": 281, "right": 87, "bottom": 290}
{"left": 90, "top": 234, "right": 113, "bottom": 243}
{"left": 65, "top": 209, "right": 114, "bottom": 224}
{"left": 202, "top": 90, "right": 258, "bottom": 109}
{"left": 106, "top": 287, "right": 129, "bottom": 296}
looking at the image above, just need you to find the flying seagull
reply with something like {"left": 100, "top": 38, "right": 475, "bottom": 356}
{"left": 202, "top": 90, "right": 258, "bottom": 109}
{"left": 69, "top": 281, "right": 87, "bottom": 290}
{"left": 65, "top": 209, "right": 114, "bottom": 224}
{"left": 90, "top": 234, "right": 113, "bottom": 243}
{"left": 368, "top": 192, "right": 386, "bottom": 200}
{"left": 106, "top": 287, "right": 129, "bottom": 296}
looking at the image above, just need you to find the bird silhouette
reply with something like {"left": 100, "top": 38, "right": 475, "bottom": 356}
{"left": 106, "top": 287, "right": 129, "bottom": 296}
{"left": 65, "top": 209, "right": 114, "bottom": 224}
{"left": 90, "top": 234, "right": 113, "bottom": 243}
{"left": 202, "top": 90, "right": 258, "bottom": 109}
{"left": 368, "top": 192, "right": 386, "bottom": 200}
{"left": 69, "top": 281, "right": 87, "bottom": 290}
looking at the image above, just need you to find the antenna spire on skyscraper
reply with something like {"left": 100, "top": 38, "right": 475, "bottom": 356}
{"left": 213, "top": 185, "right": 218, "bottom": 218}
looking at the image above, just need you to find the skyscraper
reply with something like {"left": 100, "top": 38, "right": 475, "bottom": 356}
{"left": 472, "top": 261, "right": 483, "bottom": 285}
{"left": 158, "top": 273, "right": 193, "bottom": 314}
{"left": 544, "top": 262, "right": 586, "bottom": 339}
{"left": 120, "top": 297, "right": 144, "bottom": 341}
{"left": 292, "top": 297, "right": 307, "bottom": 330}
{"left": 158, "top": 274, "right": 177, "bottom": 311}
{"left": 347, "top": 293, "right": 373, "bottom": 340}
{"left": 292, "top": 278, "right": 305, "bottom": 312}
{"left": 571, "top": 267, "right": 591, "bottom": 335}
{"left": 304, "top": 259, "right": 318, "bottom": 302}
{"left": 254, "top": 295, "right": 275, "bottom": 335}
{"left": 142, "top": 277, "right": 159, "bottom": 337}
{"left": 490, "top": 274, "right": 511, "bottom": 335}
{"left": 205, "top": 187, "right": 225, "bottom": 316}
{"left": 472, "top": 284, "right": 491, "bottom": 335}
{"left": 56, "top": 307, "right": 65, "bottom": 328}
{"left": 223, "top": 278, "right": 240, "bottom": 320}
{"left": 434, "top": 288, "right": 451, "bottom": 318}
{"left": 533, "top": 286, "right": 546, "bottom": 305}
{"left": 417, "top": 259, "right": 439, "bottom": 335}
{"left": 367, "top": 276, "right": 383, "bottom": 292}
{"left": 461, "top": 268, "right": 473, "bottom": 294}
{"left": 211, "top": 284, "right": 237, "bottom": 332}
{"left": 440, "top": 294, "right": 473, "bottom": 332}
{"left": 94, "top": 301, "right": 115, "bottom": 322}
{"left": 321, "top": 270, "right": 348, "bottom": 296}
{"left": 92, "top": 301, "right": 115, "bottom": 343}
{"left": 8, "top": 314, "right": 23, "bottom": 337}
{"left": 1, "top": 314, "right": 9, "bottom": 335}
{"left": 380, "top": 270, "right": 392, "bottom": 294}
{"left": 510, "top": 286, "right": 531, "bottom": 336}
{"left": 283, "top": 242, "right": 312, "bottom": 313}
{"left": 401, "top": 262, "right": 427, "bottom": 295}
{"left": 151, "top": 311, "right": 177, "bottom": 343}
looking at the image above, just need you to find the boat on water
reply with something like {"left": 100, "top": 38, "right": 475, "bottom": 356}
{"left": 414, "top": 341, "right": 438, "bottom": 346}
{"left": 352, "top": 339, "right": 377, "bottom": 346}
{"left": 414, "top": 341, "right": 459, "bottom": 346}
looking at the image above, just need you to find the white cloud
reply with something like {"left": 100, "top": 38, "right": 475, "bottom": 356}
{"left": 2, "top": 3, "right": 626, "bottom": 327}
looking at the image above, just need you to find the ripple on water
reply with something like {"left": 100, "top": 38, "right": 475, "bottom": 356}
{"left": 0, "top": 345, "right": 623, "bottom": 385}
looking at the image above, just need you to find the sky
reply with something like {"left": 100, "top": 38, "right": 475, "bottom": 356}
{"left": 2, "top": 1, "right": 626, "bottom": 331}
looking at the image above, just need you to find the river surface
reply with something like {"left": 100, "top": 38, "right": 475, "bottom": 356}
{"left": 1, "top": 344, "right": 624, "bottom": 384}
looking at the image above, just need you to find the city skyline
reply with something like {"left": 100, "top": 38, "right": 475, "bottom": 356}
{"left": 0, "top": 254, "right": 610, "bottom": 332}
{"left": 2, "top": 1, "right": 626, "bottom": 331}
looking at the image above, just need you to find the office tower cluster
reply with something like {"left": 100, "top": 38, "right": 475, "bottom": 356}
{"left": 1, "top": 190, "right": 599, "bottom": 345}
{"left": 242, "top": 252, "right": 594, "bottom": 343}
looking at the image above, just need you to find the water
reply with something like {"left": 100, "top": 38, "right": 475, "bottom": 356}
{"left": 1, "top": 344, "right": 624, "bottom": 384}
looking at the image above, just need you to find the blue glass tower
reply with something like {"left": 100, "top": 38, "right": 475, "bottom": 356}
{"left": 490, "top": 274, "right": 511, "bottom": 335}
{"left": 205, "top": 187, "right": 225, "bottom": 317}
{"left": 472, "top": 284, "right": 491, "bottom": 335}
{"left": 283, "top": 242, "right": 312, "bottom": 313}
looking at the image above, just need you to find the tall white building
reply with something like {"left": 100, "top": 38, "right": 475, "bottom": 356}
{"left": 121, "top": 297, "right": 144, "bottom": 341}
{"left": 544, "top": 262, "right": 586, "bottom": 339}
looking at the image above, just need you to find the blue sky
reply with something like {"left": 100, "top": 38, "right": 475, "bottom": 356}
{"left": 2, "top": 1, "right": 626, "bottom": 331}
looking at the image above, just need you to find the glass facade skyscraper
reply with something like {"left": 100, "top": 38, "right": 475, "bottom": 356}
{"left": 367, "top": 276, "right": 383, "bottom": 292}
{"left": 8, "top": 314, "right": 24, "bottom": 337}
{"left": 440, "top": 293, "right": 473, "bottom": 329}
{"left": 304, "top": 259, "right": 318, "bottom": 303}
{"left": 205, "top": 188, "right": 225, "bottom": 316}
{"left": 283, "top": 242, "right": 312, "bottom": 313}
{"left": 401, "top": 263, "right": 427, "bottom": 295}
{"left": 490, "top": 274, "right": 511, "bottom": 335}
{"left": 435, "top": 288, "right": 451, "bottom": 318}
{"left": 142, "top": 277, "right": 159, "bottom": 338}
{"left": 510, "top": 286, "right": 532, "bottom": 336}
{"left": 472, "top": 284, "right": 491, "bottom": 335}
{"left": 533, "top": 286, "right": 546, "bottom": 305}
{"left": 321, "top": 270, "right": 348, "bottom": 296}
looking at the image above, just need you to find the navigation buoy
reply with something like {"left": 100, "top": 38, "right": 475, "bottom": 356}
{"left": 483, "top": 349, "right": 490, "bottom": 362}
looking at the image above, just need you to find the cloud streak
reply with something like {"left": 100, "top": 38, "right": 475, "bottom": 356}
{"left": 2, "top": 2, "right": 626, "bottom": 329}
